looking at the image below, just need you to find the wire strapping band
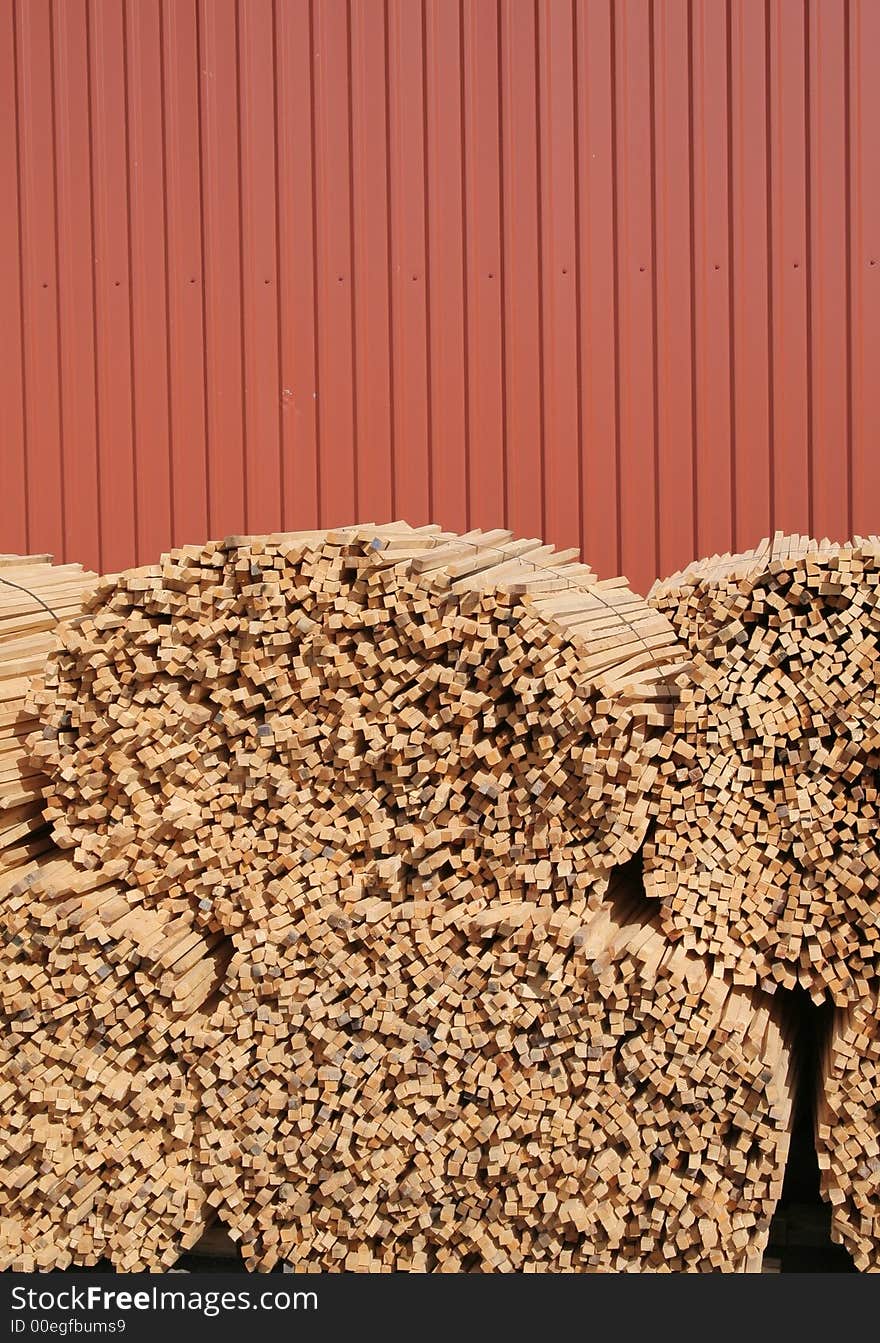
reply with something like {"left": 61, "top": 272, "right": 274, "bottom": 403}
{"left": 0, "top": 576, "right": 59, "bottom": 622}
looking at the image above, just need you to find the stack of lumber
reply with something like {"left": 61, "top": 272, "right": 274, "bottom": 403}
{"left": 648, "top": 533, "right": 822, "bottom": 654}
{"left": 189, "top": 866, "right": 794, "bottom": 1271}
{"left": 0, "top": 557, "right": 207, "bottom": 1271}
{"left": 0, "top": 558, "right": 207, "bottom": 1270}
{"left": 0, "top": 555, "right": 95, "bottom": 879}
{"left": 0, "top": 857, "right": 213, "bottom": 1271}
{"left": 644, "top": 533, "right": 880, "bottom": 1005}
{"left": 816, "top": 998, "right": 880, "bottom": 1271}
{"left": 0, "top": 853, "right": 793, "bottom": 1271}
{"left": 29, "top": 524, "right": 691, "bottom": 939}
{"left": 647, "top": 530, "right": 880, "bottom": 1270}
{"left": 12, "top": 525, "right": 799, "bottom": 1271}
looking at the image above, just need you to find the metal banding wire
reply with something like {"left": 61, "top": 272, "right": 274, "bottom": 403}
{"left": 0, "top": 577, "right": 59, "bottom": 623}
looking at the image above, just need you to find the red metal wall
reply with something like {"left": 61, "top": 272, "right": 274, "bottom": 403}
{"left": 2, "top": 0, "right": 878, "bottom": 596}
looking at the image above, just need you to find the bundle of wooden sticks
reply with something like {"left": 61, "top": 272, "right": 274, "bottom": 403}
{"left": 29, "top": 525, "right": 688, "bottom": 924}
{"left": 645, "top": 534, "right": 880, "bottom": 1006}
{"left": 14, "top": 527, "right": 880, "bottom": 1271}
{"left": 2, "top": 530, "right": 790, "bottom": 1270}
{"left": 188, "top": 868, "right": 793, "bottom": 1271}
{"left": 0, "top": 858, "right": 209, "bottom": 1271}
{"left": 647, "top": 532, "right": 880, "bottom": 1271}
{"left": 0, "top": 555, "right": 95, "bottom": 883}
{"left": 816, "top": 996, "right": 880, "bottom": 1271}
{"left": 2, "top": 853, "right": 794, "bottom": 1271}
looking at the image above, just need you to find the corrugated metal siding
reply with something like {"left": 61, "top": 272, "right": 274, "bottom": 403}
{"left": 2, "top": 0, "right": 878, "bottom": 596}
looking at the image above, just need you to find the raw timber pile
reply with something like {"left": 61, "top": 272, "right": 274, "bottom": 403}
{"left": 188, "top": 866, "right": 794, "bottom": 1271}
{"left": 0, "top": 857, "right": 211, "bottom": 1271}
{"left": 0, "top": 555, "right": 95, "bottom": 881}
{"left": 0, "top": 522, "right": 793, "bottom": 1271}
{"left": 30, "top": 523, "right": 690, "bottom": 920}
{"left": 816, "top": 998, "right": 880, "bottom": 1271}
{"left": 0, "top": 559, "right": 210, "bottom": 1271}
{"left": 644, "top": 533, "right": 880, "bottom": 1006}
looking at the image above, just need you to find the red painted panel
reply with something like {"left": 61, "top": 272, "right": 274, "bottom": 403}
{"left": 239, "top": 0, "right": 281, "bottom": 535}
{"left": 199, "top": 0, "right": 245, "bottom": 541}
{"left": 769, "top": 0, "right": 810, "bottom": 534}
{"left": 538, "top": 0, "right": 580, "bottom": 555}
{"left": 388, "top": 0, "right": 430, "bottom": 523}
{"left": 350, "top": 0, "right": 392, "bottom": 523}
{"left": 576, "top": 0, "right": 618, "bottom": 578}
{"left": 462, "top": 0, "right": 504, "bottom": 531}
{"left": 500, "top": 0, "right": 541, "bottom": 543}
{"left": 1, "top": 0, "right": 876, "bottom": 589}
{"left": 126, "top": 0, "right": 172, "bottom": 563}
{"left": 0, "top": 1, "right": 28, "bottom": 554}
{"left": 162, "top": 0, "right": 208, "bottom": 551}
{"left": 16, "top": 0, "right": 65, "bottom": 558}
{"left": 692, "top": 0, "right": 733, "bottom": 558}
{"left": 848, "top": 0, "right": 880, "bottom": 540}
{"left": 808, "top": 0, "right": 849, "bottom": 542}
{"left": 500, "top": 0, "right": 542, "bottom": 544}
{"left": 653, "top": 0, "right": 695, "bottom": 578}
{"left": 89, "top": 0, "right": 137, "bottom": 573}
{"left": 275, "top": 0, "right": 318, "bottom": 532}
{"left": 426, "top": 0, "right": 468, "bottom": 535}
{"left": 313, "top": 0, "right": 356, "bottom": 527}
{"left": 53, "top": 0, "right": 100, "bottom": 572}
{"left": 730, "top": 0, "right": 772, "bottom": 549}
{"left": 614, "top": 0, "right": 657, "bottom": 596}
